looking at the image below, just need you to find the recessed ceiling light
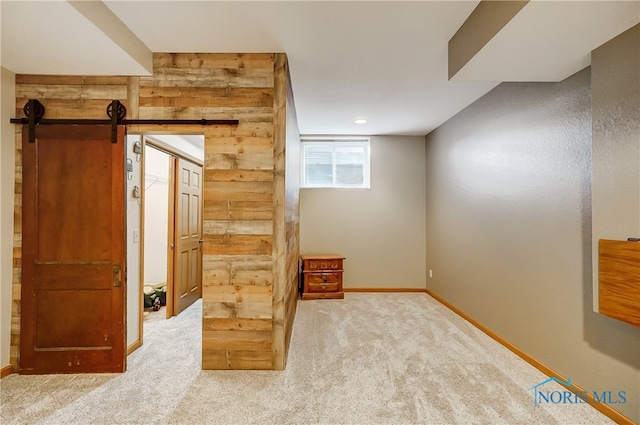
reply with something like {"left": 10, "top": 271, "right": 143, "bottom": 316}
{"left": 354, "top": 119, "right": 367, "bottom": 124}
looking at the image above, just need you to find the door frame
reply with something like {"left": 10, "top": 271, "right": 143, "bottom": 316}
{"left": 137, "top": 135, "right": 204, "bottom": 333}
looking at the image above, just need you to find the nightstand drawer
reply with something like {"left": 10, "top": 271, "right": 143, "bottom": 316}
{"left": 307, "top": 272, "right": 341, "bottom": 292}
{"left": 307, "top": 259, "right": 343, "bottom": 270}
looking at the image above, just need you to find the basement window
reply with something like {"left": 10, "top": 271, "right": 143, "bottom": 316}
{"left": 301, "top": 137, "right": 370, "bottom": 188}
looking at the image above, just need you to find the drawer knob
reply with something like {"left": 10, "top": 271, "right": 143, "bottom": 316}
{"left": 322, "top": 276, "right": 327, "bottom": 282}
{"left": 321, "top": 285, "right": 327, "bottom": 290}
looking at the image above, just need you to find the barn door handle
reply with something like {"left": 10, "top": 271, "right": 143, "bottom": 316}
{"left": 113, "top": 265, "right": 122, "bottom": 287}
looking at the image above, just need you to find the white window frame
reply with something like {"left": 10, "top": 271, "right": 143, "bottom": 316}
{"left": 300, "top": 137, "right": 371, "bottom": 189}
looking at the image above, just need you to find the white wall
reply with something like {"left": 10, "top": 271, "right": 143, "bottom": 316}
{"left": 1, "top": 67, "right": 16, "bottom": 369}
{"left": 300, "top": 135, "right": 426, "bottom": 288}
{"left": 144, "top": 146, "right": 170, "bottom": 285}
{"left": 126, "top": 135, "right": 142, "bottom": 349}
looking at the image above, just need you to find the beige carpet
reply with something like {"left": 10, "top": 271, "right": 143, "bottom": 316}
{"left": 143, "top": 306, "right": 167, "bottom": 323}
{"left": 1, "top": 293, "right": 614, "bottom": 424}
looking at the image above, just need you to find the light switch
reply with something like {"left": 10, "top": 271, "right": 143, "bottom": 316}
{"left": 133, "top": 230, "right": 139, "bottom": 243}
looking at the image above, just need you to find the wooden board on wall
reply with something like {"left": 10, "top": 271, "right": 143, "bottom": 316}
{"left": 599, "top": 239, "right": 640, "bottom": 327}
{"left": 141, "top": 53, "right": 279, "bottom": 370}
{"left": 201, "top": 253, "right": 275, "bottom": 369}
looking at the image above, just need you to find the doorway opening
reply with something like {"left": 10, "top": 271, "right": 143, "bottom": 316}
{"left": 127, "top": 134, "right": 204, "bottom": 350}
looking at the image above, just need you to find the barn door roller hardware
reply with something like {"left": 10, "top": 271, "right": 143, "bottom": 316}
{"left": 10, "top": 99, "right": 239, "bottom": 143}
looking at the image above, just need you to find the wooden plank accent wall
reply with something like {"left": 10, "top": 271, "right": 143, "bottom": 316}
{"left": 272, "top": 54, "right": 301, "bottom": 370}
{"left": 10, "top": 123, "right": 21, "bottom": 372}
{"left": 282, "top": 58, "right": 301, "bottom": 363}
{"left": 10, "top": 53, "right": 300, "bottom": 371}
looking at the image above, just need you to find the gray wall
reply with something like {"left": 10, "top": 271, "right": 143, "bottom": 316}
{"left": 425, "top": 67, "right": 639, "bottom": 421}
{"left": 591, "top": 24, "right": 640, "bottom": 312}
{"left": 300, "top": 135, "right": 426, "bottom": 289}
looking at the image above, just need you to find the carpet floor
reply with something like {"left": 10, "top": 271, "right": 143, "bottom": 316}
{"left": 1, "top": 293, "right": 614, "bottom": 424}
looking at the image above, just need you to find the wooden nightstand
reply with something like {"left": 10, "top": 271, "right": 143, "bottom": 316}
{"left": 300, "top": 255, "right": 345, "bottom": 300}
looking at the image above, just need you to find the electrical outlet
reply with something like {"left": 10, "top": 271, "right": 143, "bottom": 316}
{"left": 133, "top": 230, "right": 139, "bottom": 243}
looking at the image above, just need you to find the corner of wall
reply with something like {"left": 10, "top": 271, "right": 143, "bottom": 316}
{"left": 1, "top": 67, "right": 17, "bottom": 370}
{"left": 271, "top": 52, "right": 301, "bottom": 370}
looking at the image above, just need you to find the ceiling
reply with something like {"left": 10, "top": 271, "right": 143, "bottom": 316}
{"left": 1, "top": 1, "right": 639, "bottom": 136}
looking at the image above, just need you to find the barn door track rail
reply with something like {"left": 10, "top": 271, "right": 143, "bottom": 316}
{"left": 10, "top": 99, "right": 239, "bottom": 143}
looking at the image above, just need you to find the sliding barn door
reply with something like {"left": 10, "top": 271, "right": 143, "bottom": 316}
{"left": 20, "top": 125, "right": 126, "bottom": 374}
